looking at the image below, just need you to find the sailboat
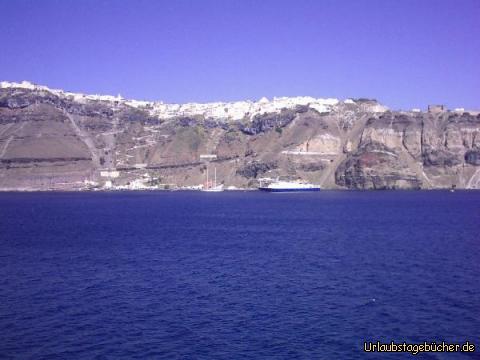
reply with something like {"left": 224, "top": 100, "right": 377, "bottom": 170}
{"left": 202, "top": 166, "right": 224, "bottom": 192}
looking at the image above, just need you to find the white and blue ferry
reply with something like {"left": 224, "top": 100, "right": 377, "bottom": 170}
{"left": 259, "top": 179, "right": 320, "bottom": 192}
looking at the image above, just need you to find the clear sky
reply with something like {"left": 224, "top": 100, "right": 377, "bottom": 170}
{"left": 1, "top": 0, "right": 479, "bottom": 109}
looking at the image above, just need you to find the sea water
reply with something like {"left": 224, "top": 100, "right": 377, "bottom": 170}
{"left": 1, "top": 191, "right": 479, "bottom": 359}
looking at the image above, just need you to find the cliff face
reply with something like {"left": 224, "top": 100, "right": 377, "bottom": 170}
{"left": 0, "top": 82, "right": 479, "bottom": 190}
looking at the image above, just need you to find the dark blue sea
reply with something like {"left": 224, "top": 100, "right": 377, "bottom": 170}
{"left": 1, "top": 191, "right": 479, "bottom": 359}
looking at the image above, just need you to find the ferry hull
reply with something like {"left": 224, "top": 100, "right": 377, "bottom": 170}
{"left": 259, "top": 187, "right": 320, "bottom": 192}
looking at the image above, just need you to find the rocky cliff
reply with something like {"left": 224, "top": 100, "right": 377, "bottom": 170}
{"left": 1, "top": 81, "right": 479, "bottom": 190}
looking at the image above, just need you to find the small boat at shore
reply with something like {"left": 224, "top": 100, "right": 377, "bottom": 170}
{"left": 202, "top": 166, "right": 224, "bottom": 192}
{"left": 259, "top": 179, "right": 320, "bottom": 192}
{"left": 203, "top": 184, "right": 224, "bottom": 192}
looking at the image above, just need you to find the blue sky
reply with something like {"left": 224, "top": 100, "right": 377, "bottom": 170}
{"left": 0, "top": 0, "right": 479, "bottom": 109}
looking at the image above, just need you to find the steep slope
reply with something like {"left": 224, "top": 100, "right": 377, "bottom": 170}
{"left": 0, "top": 81, "right": 479, "bottom": 190}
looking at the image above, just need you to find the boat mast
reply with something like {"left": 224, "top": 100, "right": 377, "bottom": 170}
{"left": 206, "top": 166, "right": 209, "bottom": 190}
{"left": 214, "top": 167, "right": 217, "bottom": 188}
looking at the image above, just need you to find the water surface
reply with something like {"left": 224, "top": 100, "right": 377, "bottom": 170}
{"left": 1, "top": 191, "right": 479, "bottom": 359}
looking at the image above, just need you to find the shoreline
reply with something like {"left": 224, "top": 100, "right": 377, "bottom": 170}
{"left": 0, "top": 188, "right": 478, "bottom": 193}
